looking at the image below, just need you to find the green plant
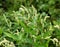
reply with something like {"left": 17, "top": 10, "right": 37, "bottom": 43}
{"left": 0, "top": 0, "right": 60, "bottom": 47}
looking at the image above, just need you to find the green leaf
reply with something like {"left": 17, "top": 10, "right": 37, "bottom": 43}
{"left": 3, "top": 32, "right": 19, "bottom": 41}
{"left": 0, "top": 27, "right": 3, "bottom": 35}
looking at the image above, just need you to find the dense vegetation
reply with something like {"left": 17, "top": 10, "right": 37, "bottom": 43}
{"left": 0, "top": 0, "right": 60, "bottom": 47}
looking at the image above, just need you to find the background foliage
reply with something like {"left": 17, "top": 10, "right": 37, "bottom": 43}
{"left": 0, "top": 0, "right": 60, "bottom": 47}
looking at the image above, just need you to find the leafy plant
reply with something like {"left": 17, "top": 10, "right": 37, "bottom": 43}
{"left": 0, "top": 0, "right": 60, "bottom": 47}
